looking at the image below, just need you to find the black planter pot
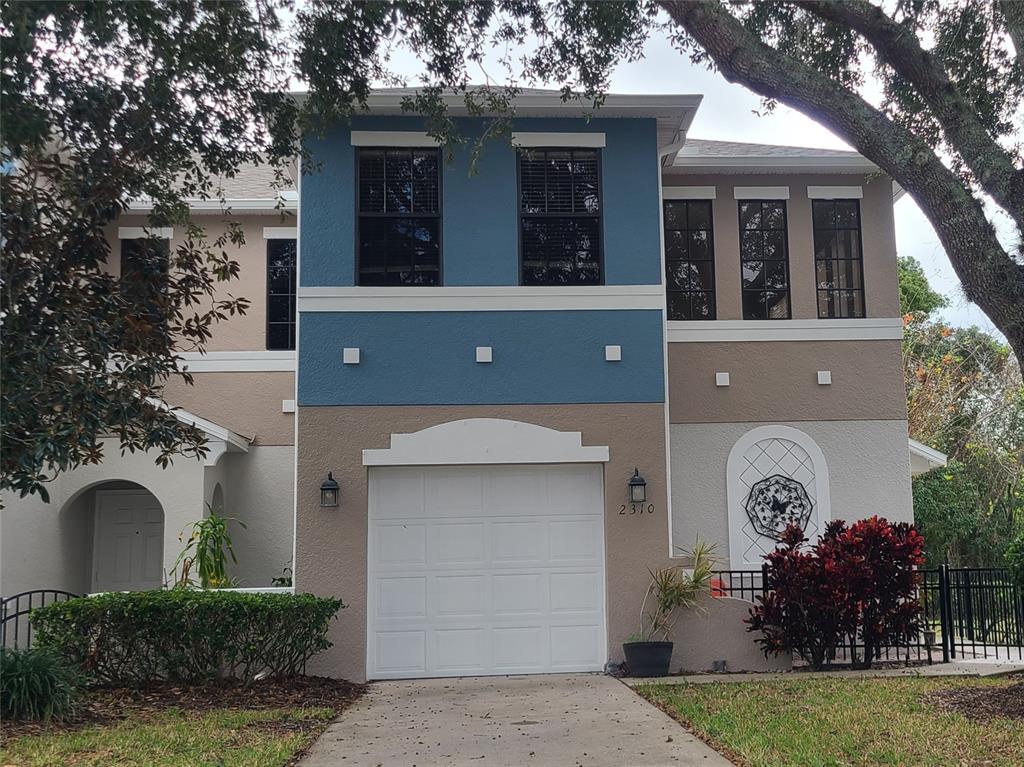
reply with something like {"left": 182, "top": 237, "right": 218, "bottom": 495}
{"left": 623, "top": 641, "right": 674, "bottom": 677}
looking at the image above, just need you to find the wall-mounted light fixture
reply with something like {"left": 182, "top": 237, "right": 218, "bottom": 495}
{"left": 628, "top": 468, "right": 647, "bottom": 503}
{"left": 320, "top": 472, "right": 339, "bottom": 508}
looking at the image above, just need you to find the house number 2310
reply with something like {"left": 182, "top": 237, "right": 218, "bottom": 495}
{"left": 619, "top": 503, "right": 655, "bottom": 515}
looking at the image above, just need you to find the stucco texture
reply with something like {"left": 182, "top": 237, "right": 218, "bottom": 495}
{"left": 662, "top": 174, "right": 899, "bottom": 320}
{"left": 295, "top": 403, "right": 674, "bottom": 682}
{"left": 670, "top": 419, "right": 914, "bottom": 567}
{"left": 668, "top": 339, "right": 906, "bottom": 423}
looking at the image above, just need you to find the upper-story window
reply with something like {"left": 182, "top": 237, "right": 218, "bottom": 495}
{"left": 518, "top": 148, "right": 602, "bottom": 285}
{"left": 813, "top": 199, "right": 865, "bottom": 318}
{"left": 739, "top": 200, "right": 791, "bottom": 320}
{"left": 357, "top": 148, "right": 441, "bottom": 286}
{"left": 664, "top": 199, "right": 715, "bottom": 320}
{"left": 267, "top": 238, "right": 297, "bottom": 350}
{"left": 120, "top": 237, "right": 169, "bottom": 323}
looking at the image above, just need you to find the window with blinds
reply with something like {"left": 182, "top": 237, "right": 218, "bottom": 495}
{"left": 518, "top": 148, "right": 602, "bottom": 285}
{"left": 357, "top": 148, "right": 441, "bottom": 286}
{"left": 664, "top": 199, "right": 716, "bottom": 320}
{"left": 813, "top": 199, "right": 865, "bottom": 318}
{"left": 739, "top": 200, "right": 791, "bottom": 320}
{"left": 266, "top": 239, "right": 297, "bottom": 350}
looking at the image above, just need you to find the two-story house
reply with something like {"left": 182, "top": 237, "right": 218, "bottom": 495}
{"left": 1, "top": 88, "right": 945, "bottom": 678}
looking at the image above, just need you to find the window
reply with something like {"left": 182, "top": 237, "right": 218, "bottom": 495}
{"left": 813, "top": 199, "right": 865, "bottom": 318}
{"left": 664, "top": 200, "right": 715, "bottom": 320}
{"left": 267, "top": 238, "right": 297, "bottom": 350}
{"left": 518, "top": 148, "right": 601, "bottom": 285}
{"left": 357, "top": 148, "right": 440, "bottom": 286}
{"left": 739, "top": 201, "right": 791, "bottom": 320}
{"left": 120, "top": 237, "right": 169, "bottom": 323}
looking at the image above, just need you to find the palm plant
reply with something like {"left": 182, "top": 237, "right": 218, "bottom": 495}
{"left": 635, "top": 541, "right": 716, "bottom": 641}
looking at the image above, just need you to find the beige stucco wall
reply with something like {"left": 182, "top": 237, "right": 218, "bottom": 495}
{"left": 667, "top": 339, "right": 906, "bottom": 423}
{"left": 162, "top": 372, "right": 295, "bottom": 446}
{"left": 662, "top": 173, "right": 899, "bottom": 320}
{"left": 295, "top": 403, "right": 675, "bottom": 682}
{"left": 670, "top": 419, "right": 914, "bottom": 566}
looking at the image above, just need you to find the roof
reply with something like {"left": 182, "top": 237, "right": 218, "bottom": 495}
{"left": 669, "top": 137, "right": 878, "bottom": 174}
{"left": 909, "top": 438, "right": 947, "bottom": 476}
{"left": 128, "top": 162, "right": 297, "bottom": 214}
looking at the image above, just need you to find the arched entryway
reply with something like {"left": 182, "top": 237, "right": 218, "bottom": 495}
{"left": 60, "top": 480, "right": 165, "bottom": 593}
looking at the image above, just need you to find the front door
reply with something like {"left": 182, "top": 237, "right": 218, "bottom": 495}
{"left": 92, "top": 491, "right": 164, "bottom": 593}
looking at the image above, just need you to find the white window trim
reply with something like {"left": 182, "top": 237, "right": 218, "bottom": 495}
{"left": 119, "top": 226, "right": 173, "bottom": 240}
{"left": 363, "top": 418, "right": 609, "bottom": 466}
{"left": 807, "top": 185, "right": 864, "bottom": 199}
{"left": 733, "top": 186, "right": 790, "bottom": 200}
{"left": 297, "top": 284, "right": 664, "bottom": 312}
{"left": 350, "top": 131, "right": 441, "bottom": 147}
{"left": 178, "top": 350, "right": 296, "bottom": 372}
{"left": 511, "top": 132, "right": 606, "bottom": 148}
{"left": 666, "top": 318, "right": 903, "bottom": 343}
{"left": 263, "top": 226, "right": 297, "bottom": 239}
{"left": 662, "top": 186, "right": 717, "bottom": 200}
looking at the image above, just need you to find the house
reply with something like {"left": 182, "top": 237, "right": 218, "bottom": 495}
{"left": 1, "top": 89, "right": 946, "bottom": 680}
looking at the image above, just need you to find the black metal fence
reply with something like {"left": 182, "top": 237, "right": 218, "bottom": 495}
{"left": 711, "top": 565, "right": 1024, "bottom": 665}
{"left": 1, "top": 590, "right": 79, "bottom": 649}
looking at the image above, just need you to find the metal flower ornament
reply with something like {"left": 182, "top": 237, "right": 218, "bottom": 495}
{"left": 743, "top": 475, "right": 813, "bottom": 541}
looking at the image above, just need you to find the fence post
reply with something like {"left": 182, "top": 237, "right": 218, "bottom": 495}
{"left": 938, "top": 564, "right": 951, "bottom": 663}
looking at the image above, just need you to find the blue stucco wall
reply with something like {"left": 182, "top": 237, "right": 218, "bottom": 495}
{"left": 299, "top": 116, "right": 662, "bottom": 287}
{"left": 298, "top": 310, "right": 665, "bottom": 406}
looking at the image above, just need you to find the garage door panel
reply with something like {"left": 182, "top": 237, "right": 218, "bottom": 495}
{"left": 375, "top": 523, "right": 426, "bottom": 566}
{"left": 493, "top": 573, "right": 545, "bottom": 615}
{"left": 371, "top": 470, "right": 425, "bottom": 518}
{"left": 434, "top": 628, "right": 487, "bottom": 672}
{"left": 551, "top": 625, "right": 603, "bottom": 667}
{"left": 425, "top": 469, "right": 484, "bottom": 513}
{"left": 550, "top": 572, "right": 602, "bottom": 612}
{"left": 492, "top": 626, "right": 546, "bottom": 670}
{"left": 549, "top": 519, "right": 603, "bottom": 563}
{"left": 432, "top": 522, "right": 486, "bottom": 564}
{"left": 435, "top": 575, "right": 487, "bottom": 617}
{"left": 377, "top": 576, "right": 427, "bottom": 618}
{"left": 376, "top": 631, "right": 426, "bottom": 674}
{"left": 491, "top": 521, "right": 545, "bottom": 564}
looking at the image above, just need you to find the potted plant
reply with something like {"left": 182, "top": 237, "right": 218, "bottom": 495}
{"left": 623, "top": 542, "right": 715, "bottom": 677}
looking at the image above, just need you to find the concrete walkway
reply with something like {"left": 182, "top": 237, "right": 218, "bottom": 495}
{"left": 299, "top": 673, "right": 732, "bottom": 766}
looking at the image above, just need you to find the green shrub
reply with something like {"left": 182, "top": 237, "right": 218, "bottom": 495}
{"left": 0, "top": 647, "right": 81, "bottom": 721}
{"left": 30, "top": 590, "right": 344, "bottom": 686}
{"left": 1007, "top": 532, "right": 1024, "bottom": 587}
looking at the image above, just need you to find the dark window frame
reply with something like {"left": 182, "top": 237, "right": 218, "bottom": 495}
{"left": 119, "top": 236, "right": 171, "bottom": 325}
{"left": 354, "top": 146, "right": 443, "bottom": 286}
{"left": 266, "top": 238, "right": 297, "bottom": 350}
{"left": 663, "top": 198, "right": 716, "bottom": 320}
{"left": 516, "top": 147, "right": 605, "bottom": 286}
{"left": 812, "top": 198, "right": 866, "bottom": 318}
{"left": 738, "top": 199, "right": 793, "bottom": 321}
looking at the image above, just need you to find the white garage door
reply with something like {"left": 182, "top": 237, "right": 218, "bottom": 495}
{"left": 367, "top": 463, "right": 606, "bottom": 679}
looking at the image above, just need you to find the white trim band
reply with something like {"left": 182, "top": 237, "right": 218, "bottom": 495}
{"left": 119, "top": 226, "right": 173, "bottom": 240}
{"left": 807, "top": 185, "right": 864, "bottom": 199}
{"left": 662, "top": 186, "right": 717, "bottom": 200}
{"left": 511, "top": 132, "right": 606, "bottom": 148}
{"left": 733, "top": 186, "right": 790, "bottom": 200}
{"left": 667, "top": 318, "right": 903, "bottom": 343}
{"left": 350, "top": 131, "right": 440, "bottom": 147}
{"left": 179, "top": 350, "right": 296, "bottom": 372}
{"left": 264, "top": 226, "right": 297, "bottom": 239}
{"left": 297, "top": 285, "right": 665, "bottom": 312}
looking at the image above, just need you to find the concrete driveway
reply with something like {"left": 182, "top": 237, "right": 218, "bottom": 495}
{"left": 299, "top": 673, "right": 732, "bottom": 766}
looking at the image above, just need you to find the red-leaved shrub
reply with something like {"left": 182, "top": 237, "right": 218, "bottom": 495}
{"left": 747, "top": 517, "right": 926, "bottom": 669}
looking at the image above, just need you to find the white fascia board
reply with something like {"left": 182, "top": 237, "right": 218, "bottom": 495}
{"left": 512, "top": 132, "right": 606, "bottom": 148}
{"left": 807, "top": 185, "right": 864, "bottom": 199}
{"left": 118, "top": 226, "right": 173, "bottom": 239}
{"left": 263, "top": 226, "right": 297, "bottom": 239}
{"left": 296, "top": 285, "right": 665, "bottom": 312}
{"left": 145, "top": 398, "right": 250, "bottom": 452}
{"left": 662, "top": 186, "right": 717, "bottom": 200}
{"left": 350, "top": 131, "right": 441, "bottom": 147}
{"left": 179, "top": 350, "right": 296, "bottom": 372}
{"left": 733, "top": 186, "right": 790, "bottom": 200}
{"left": 670, "top": 156, "right": 877, "bottom": 172}
{"left": 909, "top": 438, "right": 947, "bottom": 476}
{"left": 666, "top": 318, "right": 904, "bottom": 343}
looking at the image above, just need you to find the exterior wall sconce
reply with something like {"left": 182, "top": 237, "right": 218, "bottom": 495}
{"left": 628, "top": 468, "right": 647, "bottom": 503}
{"left": 320, "top": 472, "right": 339, "bottom": 508}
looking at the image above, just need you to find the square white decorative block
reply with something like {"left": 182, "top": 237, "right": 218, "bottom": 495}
{"left": 817, "top": 370, "right": 833, "bottom": 385}
{"left": 342, "top": 347, "right": 361, "bottom": 365}
{"left": 715, "top": 372, "right": 731, "bottom": 387}
{"left": 281, "top": 399, "right": 296, "bottom": 413}
{"left": 605, "top": 345, "right": 622, "bottom": 362}
{"left": 475, "top": 346, "right": 493, "bottom": 363}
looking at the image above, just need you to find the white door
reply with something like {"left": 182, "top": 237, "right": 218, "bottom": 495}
{"left": 367, "top": 463, "right": 606, "bottom": 679}
{"left": 93, "top": 491, "right": 164, "bottom": 592}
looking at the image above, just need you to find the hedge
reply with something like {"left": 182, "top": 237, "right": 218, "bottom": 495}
{"left": 30, "top": 590, "right": 344, "bottom": 685}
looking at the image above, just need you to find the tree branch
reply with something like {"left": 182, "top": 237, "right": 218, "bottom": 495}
{"left": 797, "top": 0, "right": 1024, "bottom": 231}
{"left": 998, "top": 0, "right": 1024, "bottom": 62}
{"left": 659, "top": 0, "right": 1024, "bottom": 362}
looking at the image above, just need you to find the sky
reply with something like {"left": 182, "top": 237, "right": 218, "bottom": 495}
{"left": 382, "top": 25, "right": 1012, "bottom": 335}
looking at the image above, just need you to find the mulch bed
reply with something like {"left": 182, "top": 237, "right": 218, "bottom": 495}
{"left": 927, "top": 680, "right": 1024, "bottom": 721}
{"left": 1, "top": 675, "right": 366, "bottom": 743}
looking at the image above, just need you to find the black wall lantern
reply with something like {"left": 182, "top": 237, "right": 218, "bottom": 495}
{"left": 320, "top": 472, "right": 339, "bottom": 508}
{"left": 628, "top": 468, "right": 647, "bottom": 503}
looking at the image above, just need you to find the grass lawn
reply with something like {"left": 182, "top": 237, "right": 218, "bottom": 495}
{"left": 637, "top": 676, "right": 1024, "bottom": 767}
